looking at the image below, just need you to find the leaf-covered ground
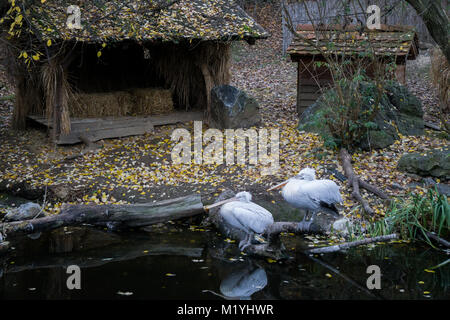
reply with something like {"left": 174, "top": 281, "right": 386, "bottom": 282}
{"left": 0, "top": 5, "right": 447, "bottom": 225}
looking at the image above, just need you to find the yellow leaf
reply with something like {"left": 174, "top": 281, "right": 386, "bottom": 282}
{"left": 424, "top": 269, "right": 435, "bottom": 273}
{"left": 97, "top": 51, "right": 102, "bottom": 58}
{"left": 46, "top": 39, "right": 52, "bottom": 47}
{"left": 325, "top": 273, "right": 332, "bottom": 278}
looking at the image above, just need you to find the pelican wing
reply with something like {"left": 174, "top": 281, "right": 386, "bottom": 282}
{"left": 231, "top": 203, "right": 274, "bottom": 234}
{"left": 302, "top": 180, "right": 343, "bottom": 205}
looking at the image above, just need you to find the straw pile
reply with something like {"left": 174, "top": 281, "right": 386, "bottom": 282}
{"left": 130, "top": 88, "right": 174, "bottom": 115}
{"left": 70, "top": 88, "right": 174, "bottom": 117}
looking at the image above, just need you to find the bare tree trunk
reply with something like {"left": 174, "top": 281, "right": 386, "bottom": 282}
{"left": 340, "top": 148, "right": 375, "bottom": 215}
{"left": 405, "top": 0, "right": 450, "bottom": 64}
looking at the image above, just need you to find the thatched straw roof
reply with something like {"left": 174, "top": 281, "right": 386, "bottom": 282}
{"left": 24, "top": 0, "right": 268, "bottom": 43}
{"left": 288, "top": 24, "right": 418, "bottom": 61}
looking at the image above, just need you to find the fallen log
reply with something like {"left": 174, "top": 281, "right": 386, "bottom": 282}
{"left": 425, "top": 231, "right": 450, "bottom": 248}
{"left": 358, "top": 179, "right": 390, "bottom": 200}
{"left": 306, "top": 234, "right": 399, "bottom": 254}
{"left": 340, "top": 149, "right": 375, "bottom": 215}
{"left": 0, "top": 194, "right": 205, "bottom": 238}
{"left": 327, "top": 167, "right": 389, "bottom": 200}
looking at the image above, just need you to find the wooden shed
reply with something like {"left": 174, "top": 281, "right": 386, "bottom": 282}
{"left": 287, "top": 24, "right": 419, "bottom": 114}
{"left": 0, "top": 0, "right": 268, "bottom": 144}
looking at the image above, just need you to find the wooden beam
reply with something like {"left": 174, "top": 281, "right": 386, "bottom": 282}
{"left": 28, "top": 111, "right": 204, "bottom": 145}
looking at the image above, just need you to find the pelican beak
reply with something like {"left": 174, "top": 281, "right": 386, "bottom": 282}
{"left": 267, "top": 180, "right": 289, "bottom": 192}
{"left": 204, "top": 197, "right": 238, "bottom": 211}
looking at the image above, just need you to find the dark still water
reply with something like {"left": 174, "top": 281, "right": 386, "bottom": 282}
{"left": 0, "top": 225, "right": 448, "bottom": 300}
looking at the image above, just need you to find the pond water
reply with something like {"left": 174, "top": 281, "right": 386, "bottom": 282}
{"left": 0, "top": 223, "right": 449, "bottom": 300}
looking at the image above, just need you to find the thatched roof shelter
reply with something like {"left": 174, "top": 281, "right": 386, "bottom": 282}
{"left": 0, "top": 0, "right": 268, "bottom": 141}
{"left": 28, "top": 0, "right": 268, "bottom": 43}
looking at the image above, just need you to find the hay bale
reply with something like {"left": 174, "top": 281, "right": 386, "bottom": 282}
{"left": 70, "top": 91, "right": 134, "bottom": 117}
{"left": 129, "top": 88, "right": 174, "bottom": 115}
{"left": 69, "top": 88, "right": 174, "bottom": 117}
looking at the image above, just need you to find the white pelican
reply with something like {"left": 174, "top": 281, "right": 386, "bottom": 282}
{"left": 205, "top": 191, "right": 274, "bottom": 250}
{"left": 267, "top": 168, "right": 342, "bottom": 217}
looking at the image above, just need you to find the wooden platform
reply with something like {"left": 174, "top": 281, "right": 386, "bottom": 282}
{"left": 29, "top": 111, "right": 203, "bottom": 145}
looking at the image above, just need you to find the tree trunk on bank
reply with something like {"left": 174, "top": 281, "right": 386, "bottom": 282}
{"left": 0, "top": 195, "right": 205, "bottom": 238}
{"left": 405, "top": 0, "right": 450, "bottom": 64}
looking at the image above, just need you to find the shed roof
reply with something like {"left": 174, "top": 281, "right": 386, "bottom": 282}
{"left": 287, "top": 24, "right": 418, "bottom": 61}
{"left": 15, "top": 0, "right": 268, "bottom": 43}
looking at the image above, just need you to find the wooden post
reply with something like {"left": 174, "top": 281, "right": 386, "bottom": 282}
{"left": 52, "top": 65, "right": 63, "bottom": 141}
{"left": 199, "top": 62, "right": 213, "bottom": 124}
{"left": 395, "top": 64, "right": 406, "bottom": 85}
{"left": 297, "top": 62, "right": 303, "bottom": 116}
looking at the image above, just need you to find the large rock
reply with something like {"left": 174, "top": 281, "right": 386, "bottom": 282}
{"left": 397, "top": 148, "right": 450, "bottom": 179}
{"left": 210, "top": 85, "right": 261, "bottom": 129}
{"left": 299, "top": 82, "right": 424, "bottom": 150}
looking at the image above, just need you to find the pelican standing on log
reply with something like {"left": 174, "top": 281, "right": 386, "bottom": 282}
{"left": 204, "top": 191, "right": 274, "bottom": 251}
{"left": 267, "top": 168, "right": 343, "bottom": 217}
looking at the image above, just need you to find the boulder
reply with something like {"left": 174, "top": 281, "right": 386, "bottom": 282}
{"left": 4, "top": 202, "right": 44, "bottom": 222}
{"left": 397, "top": 148, "right": 450, "bottom": 179}
{"left": 299, "top": 82, "right": 424, "bottom": 150}
{"left": 210, "top": 85, "right": 261, "bottom": 129}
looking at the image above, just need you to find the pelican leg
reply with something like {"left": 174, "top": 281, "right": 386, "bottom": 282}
{"left": 302, "top": 210, "right": 310, "bottom": 222}
{"left": 239, "top": 233, "right": 252, "bottom": 251}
